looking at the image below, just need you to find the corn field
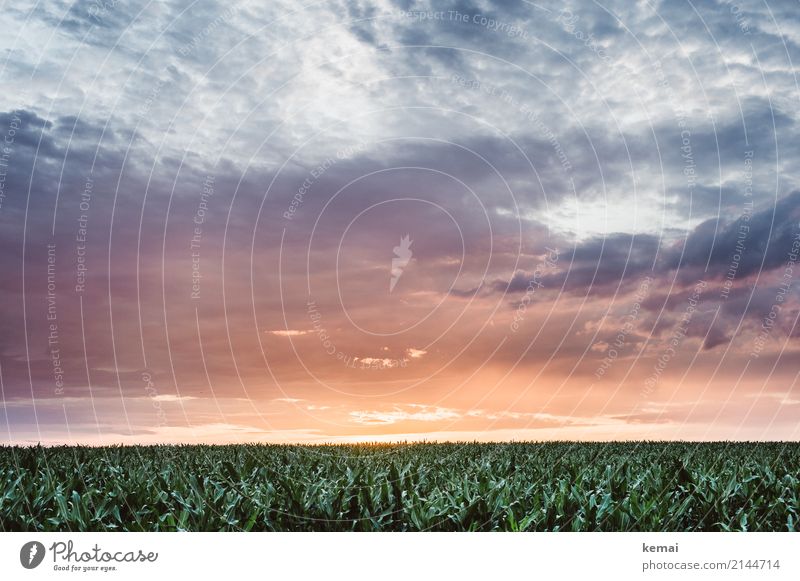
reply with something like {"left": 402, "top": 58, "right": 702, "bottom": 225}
{"left": 1, "top": 442, "right": 798, "bottom": 531}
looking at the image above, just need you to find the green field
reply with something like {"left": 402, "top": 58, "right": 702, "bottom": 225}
{"left": 1, "top": 442, "right": 798, "bottom": 531}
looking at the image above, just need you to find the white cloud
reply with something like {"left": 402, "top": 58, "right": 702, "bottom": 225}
{"left": 405, "top": 348, "right": 427, "bottom": 359}
{"left": 267, "top": 329, "right": 311, "bottom": 337}
{"left": 359, "top": 357, "right": 404, "bottom": 368}
{"left": 151, "top": 394, "right": 199, "bottom": 402}
{"left": 350, "top": 405, "right": 460, "bottom": 425}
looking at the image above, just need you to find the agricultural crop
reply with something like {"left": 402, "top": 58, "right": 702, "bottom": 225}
{"left": 1, "top": 442, "right": 798, "bottom": 531}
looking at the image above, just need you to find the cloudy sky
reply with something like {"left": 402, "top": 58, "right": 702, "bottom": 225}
{"left": 1, "top": 0, "right": 799, "bottom": 444}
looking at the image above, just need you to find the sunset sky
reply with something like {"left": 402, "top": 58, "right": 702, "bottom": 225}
{"left": 1, "top": 0, "right": 799, "bottom": 444}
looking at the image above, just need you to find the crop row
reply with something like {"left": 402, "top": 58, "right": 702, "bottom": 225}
{"left": 1, "top": 442, "right": 798, "bottom": 531}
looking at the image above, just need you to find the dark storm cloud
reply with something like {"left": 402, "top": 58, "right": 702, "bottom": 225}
{"left": 668, "top": 190, "right": 800, "bottom": 276}
{"left": 479, "top": 189, "right": 799, "bottom": 300}
{"left": 564, "top": 233, "right": 660, "bottom": 284}
{"left": 0, "top": 109, "right": 191, "bottom": 401}
{"left": 461, "top": 232, "right": 659, "bottom": 298}
{"left": 0, "top": 110, "right": 56, "bottom": 156}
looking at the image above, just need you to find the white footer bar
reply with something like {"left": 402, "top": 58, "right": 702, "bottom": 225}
{"left": 1, "top": 532, "right": 796, "bottom": 580}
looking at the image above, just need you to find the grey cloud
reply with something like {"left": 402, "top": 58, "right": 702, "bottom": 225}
{"left": 669, "top": 190, "right": 800, "bottom": 276}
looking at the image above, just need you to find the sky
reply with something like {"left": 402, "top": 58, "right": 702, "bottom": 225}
{"left": 1, "top": 0, "right": 799, "bottom": 444}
